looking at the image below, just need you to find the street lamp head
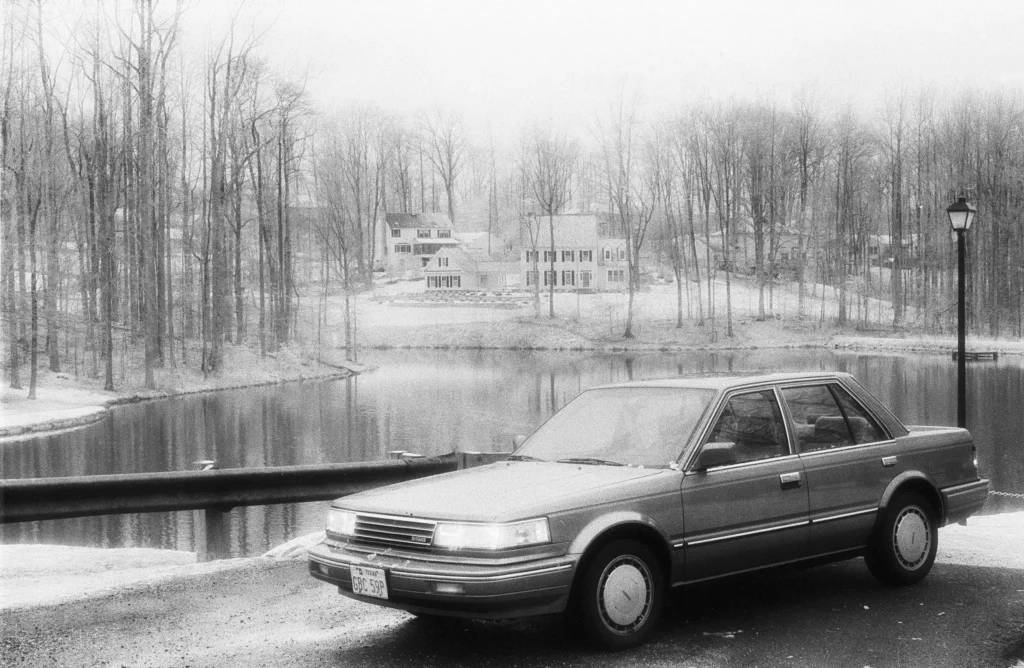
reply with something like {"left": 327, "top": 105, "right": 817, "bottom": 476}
{"left": 947, "top": 197, "right": 977, "bottom": 232}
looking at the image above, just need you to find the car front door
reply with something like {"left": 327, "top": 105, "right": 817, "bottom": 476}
{"left": 780, "top": 381, "right": 897, "bottom": 556}
{"left": 680, "top": 388, "right": 810, "bottom": 582}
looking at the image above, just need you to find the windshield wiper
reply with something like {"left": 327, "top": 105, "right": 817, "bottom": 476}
{"left": 506, "top": 454, "right": 546, "bottom": 462}
{"left": 555, "top": 457, "right": 625, "bottom": 467}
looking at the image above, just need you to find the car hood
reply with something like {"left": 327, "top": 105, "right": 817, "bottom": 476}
{"left": 336, "top": 461, "right": 666, "bottom": 522}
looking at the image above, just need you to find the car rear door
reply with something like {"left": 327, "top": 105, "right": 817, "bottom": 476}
{"left": 779, "top": 381, "right": 898, "bottom": 556}
{"left": 679, "top": 388, "right": 810, "bottom": 582}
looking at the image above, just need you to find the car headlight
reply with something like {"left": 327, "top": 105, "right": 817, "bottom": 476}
{"left": 432, "top": 518, "right": 551, "bottom": 551}
{"left": 327, "top": 509, "right": 357, "bottom": 537}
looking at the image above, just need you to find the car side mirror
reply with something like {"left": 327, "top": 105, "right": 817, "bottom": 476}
{"left": 696, "top": 442, "right": 737, "bottom": 471}
{"left": 512, "top": 434, "right": 527, "bottom": 448}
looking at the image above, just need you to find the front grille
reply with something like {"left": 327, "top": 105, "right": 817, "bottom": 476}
{"left": 351, "top": 513, "right": 437, "bottom": 550}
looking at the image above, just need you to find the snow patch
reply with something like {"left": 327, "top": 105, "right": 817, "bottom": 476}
{"left": 0, "top": 545, "right": 250, "bottom": 611}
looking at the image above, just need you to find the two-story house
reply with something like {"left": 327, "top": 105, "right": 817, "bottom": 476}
{"left": 521, "top": 214, "right": 628, "bottom": 291}
{"left": 383, "top": 213, "right": 458, "bottom": 274}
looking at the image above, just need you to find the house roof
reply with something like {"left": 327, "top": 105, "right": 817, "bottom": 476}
{"left": 527, "top": 214, "right": 605, "bottom": 248}
{"left": 423, "top": 246, "right": 506, "bottom": 274}
{"left": 386, "top": 213, "right": 453, "bottom": 229}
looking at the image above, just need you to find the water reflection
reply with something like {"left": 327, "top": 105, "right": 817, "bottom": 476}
{"left": 2, "top": 349, "right": 1021, "bottom": 556}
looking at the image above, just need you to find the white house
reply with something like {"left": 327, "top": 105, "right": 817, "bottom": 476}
{"left": 424, "top": 247, "right": 519, "bottom": 291}
{"left": 383, "top": 213, "right": 458, "bottom": 274}
{"left": 521, "top": 214, "right": 628, "bottom": 291}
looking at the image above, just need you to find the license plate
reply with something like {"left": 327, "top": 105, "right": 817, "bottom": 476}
{"left": 350, "top": 566, "right": 388, "bottom": 600}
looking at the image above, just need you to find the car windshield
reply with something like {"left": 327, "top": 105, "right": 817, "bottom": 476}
{"left": 514, "top": 387, "right": 717, "bottom": 467}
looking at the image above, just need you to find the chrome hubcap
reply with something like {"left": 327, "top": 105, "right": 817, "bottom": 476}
{"left": 599, "top": 556, "right": 652, "bottom": 633}
{"left": 893, "top": 506, "right": 930, "bottom": 569}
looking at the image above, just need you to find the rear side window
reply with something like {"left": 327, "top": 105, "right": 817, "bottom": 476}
{"left": 831, "top": 385, "right": 888, "bottom": 444}
{"left": 782, "top": 384, "right": 887, "bottom": 452}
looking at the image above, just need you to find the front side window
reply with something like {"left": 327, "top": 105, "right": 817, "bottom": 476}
{"left": 580, "top": 250, "right": 593, "bottom": 262}
{"left": 395, "top": 244, "right": 411, "bottom": 253}
{"left": 391, "top": 228, "right": 401, "bottom": 238}
{"left": 417, "top": 229, "right": 431, "bottom": 238}
{"left": 437, "top": 229, "right": 451, "bottom": 238}
{"left": 701, "top": 390, "right": 789, "bottom": 464}
{"left": 562, "top": 250, "right": 574, "bottom": 262}
{"left": 515, "top": 387, "right": 716, "bottom": 467}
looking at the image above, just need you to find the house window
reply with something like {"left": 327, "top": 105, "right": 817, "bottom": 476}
{"left": 781, "top": 251, "right": 790, "bottom": 261}
{"left": 579, "top": 250, "right": 592, "bottom": 262}
{"left": 543, "top": 271, "right": 556, "bottom": 286}
{"left": 391, "top": 229, "right": 401, "bottom": 238}
{"left": 526, "top": 270, "right": 538, "bottom": 286}
{"left": 618, "top": 248, "right": 626, "bottom": 261}
{"left": 562, "top": 270, "right": 575, "bottom": 286}
{"left": 562, "top": 250, "right": 575, "bottom": 262}
{"left": 580, "top": 270, "right": 592, "bottom": 288}
{"left": 438, "top": 257, "right": 448, "bottom": 267}
{"left": 607, "top": 269, "right": 625, "bottom": 283}
{"left": 417, "top": 229, "right": 431, "bottom": 238}
{"left": 395, "top": 244, "right": 411, "bottom": 253}
{"left": 525, "top": 250, "right": 540, "bottom": 263}
{"left": 454, "top": 275, "right": 461, "bottom": 288}
{"left": 544, "top": 250, "right": 555, "bottom": 263}
{"left": 437, "top": 230, "right": 451, "bottom": 238}
{"left": 427, "top": 276, "right": 436, "bottom": 288}
{"left": 604, "top": 248, "right": 611, "bottom": 261}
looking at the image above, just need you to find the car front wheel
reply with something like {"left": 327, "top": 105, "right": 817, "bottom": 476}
{"left": 578, "top": 539, "right": 664, "bottom": 650}
{"left": 866, "top": 492, "right": 938, "bottom": 585}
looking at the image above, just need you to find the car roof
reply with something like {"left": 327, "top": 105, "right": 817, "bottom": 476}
{"left": 591, "top": 371, "right": 853, "bottom": 392}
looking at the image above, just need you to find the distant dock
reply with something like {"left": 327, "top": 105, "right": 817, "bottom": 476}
{"left": 951, "top": 351, "right": 999, "bottom": 361}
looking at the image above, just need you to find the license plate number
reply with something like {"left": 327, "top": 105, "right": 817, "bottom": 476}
{"left": 350, "top": 566, "right": 388, "bottom": 600}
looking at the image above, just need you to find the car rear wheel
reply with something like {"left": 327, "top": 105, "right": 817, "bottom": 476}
{"left": 577, "top": 539, "right": 664, "bottom": 650}
{"left": 866, "top": 491, "right": 938, "bottom": 585}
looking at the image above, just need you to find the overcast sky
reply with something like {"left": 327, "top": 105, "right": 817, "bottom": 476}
{"left": 181, "top": 0, "right": 1023, "bottom": 137}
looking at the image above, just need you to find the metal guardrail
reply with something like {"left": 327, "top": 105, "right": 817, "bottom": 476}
{"left": 0, "top": 450, "right": 509, "bottom": 559}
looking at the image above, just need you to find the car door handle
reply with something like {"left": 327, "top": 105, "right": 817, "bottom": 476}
{"left": 779, "top": 472, "right": 802, "bottom": 490}
{"left": 882, "top": 456, "right": 897, "bottom": 467}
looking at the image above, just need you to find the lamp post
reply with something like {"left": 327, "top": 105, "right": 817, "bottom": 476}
{"left": 946, "top": 197, "right": 976, "bottom": 429}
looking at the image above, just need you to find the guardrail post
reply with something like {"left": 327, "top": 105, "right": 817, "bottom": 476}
{"left": 192, "top": 460, "right": 231, "bottom": 562}
{"left": 194, "top": 506, "right": 231, "bottom": 562}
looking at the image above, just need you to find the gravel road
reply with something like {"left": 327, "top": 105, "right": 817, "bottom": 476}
{"left": 3, "top": 552, "right": 1022, "bottom": 668}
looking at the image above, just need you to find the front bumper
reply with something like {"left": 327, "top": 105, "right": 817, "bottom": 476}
{"left": 307, "top": 540, "right": 577, "bottom": 620}
{"left": 940, "top": 478, "right": 990, "bottom": 526}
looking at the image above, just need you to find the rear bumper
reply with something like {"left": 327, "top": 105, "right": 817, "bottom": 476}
{"left": 307, "top": 540, "right": 576, "bottom": 620}
{"left": 940, "top": 478, "right": 989, "bottom": 526}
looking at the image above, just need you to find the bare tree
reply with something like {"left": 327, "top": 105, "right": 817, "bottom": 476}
{"left": 597, "top": 94, "right": 659, "bottom": 338}
{"left": 791, "top": 86, "right": 826, "bottom": 318}
{"left": 421, "top": 107, "right": 466, "bottom": 223}
{"left": 527, "top": 124, "right": 579, "bottom": 318}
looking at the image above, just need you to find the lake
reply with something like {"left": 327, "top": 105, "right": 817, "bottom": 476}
{"left": 2, "top": 348, "right": 1021, "bottom": 557}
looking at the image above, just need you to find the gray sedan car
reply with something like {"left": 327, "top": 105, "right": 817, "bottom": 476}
{"left": 308, "top": 372, "right": 989, "bottom": 649}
